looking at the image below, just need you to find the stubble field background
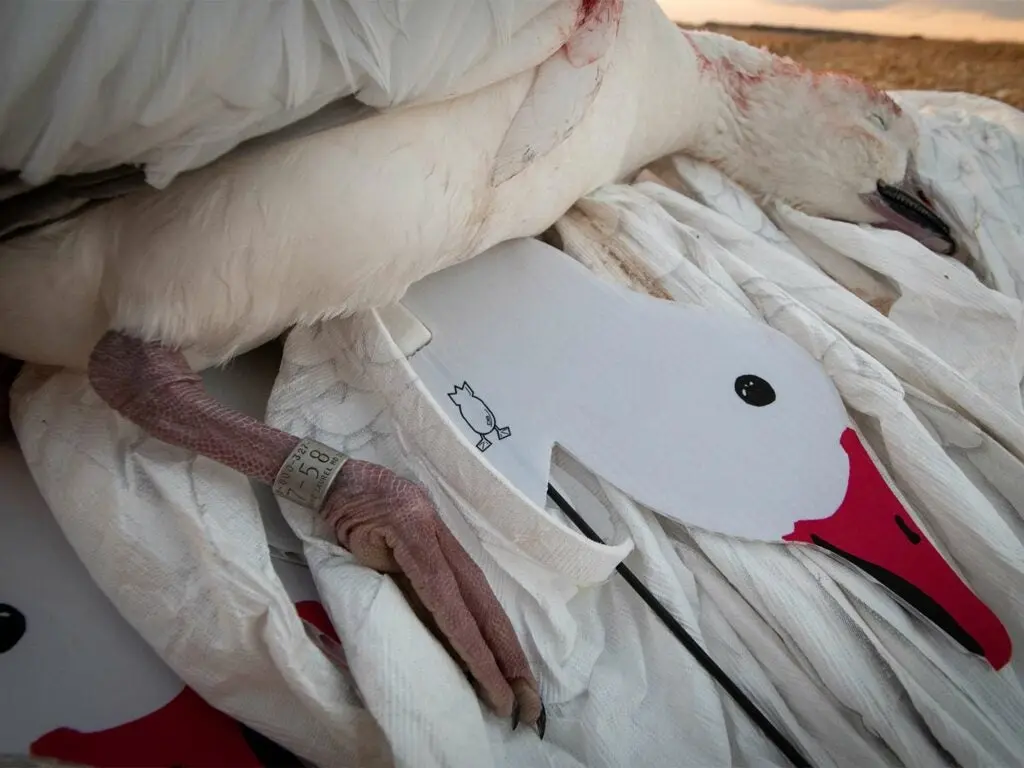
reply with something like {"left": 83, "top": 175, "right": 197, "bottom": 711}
{"left": 688, "top": 23, "right": 1024, "bottom": 111}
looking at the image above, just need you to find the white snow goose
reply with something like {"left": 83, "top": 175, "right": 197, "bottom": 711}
{"left": 0, "top": 0, "right": 958, "bottom": 728}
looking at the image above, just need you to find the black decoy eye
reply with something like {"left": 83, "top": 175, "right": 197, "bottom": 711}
{"left": 0, "top": 603, "right": 26, "bottom": 653}
{"left": 734, "top": 375, "right": 775, "bottom": 407}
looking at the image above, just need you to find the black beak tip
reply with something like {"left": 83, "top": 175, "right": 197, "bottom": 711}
{"left": 810, "top": 536, "right": 984, "bottom": 658}
{"left": 876, "top": 180, "right": 956, "bottom": 255}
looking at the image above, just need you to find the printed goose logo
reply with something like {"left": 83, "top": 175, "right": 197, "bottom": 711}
{"left": 448, "top": 382, "right": 512, "bottom": 452}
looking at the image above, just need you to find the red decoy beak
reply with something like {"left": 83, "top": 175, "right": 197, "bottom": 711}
{"left": 785, "top": 429, "right": 1011, "bottom": 669}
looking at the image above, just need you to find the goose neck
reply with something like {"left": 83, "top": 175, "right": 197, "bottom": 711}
{"left": 621, "top": 25, "right": 779, "bottom": 178}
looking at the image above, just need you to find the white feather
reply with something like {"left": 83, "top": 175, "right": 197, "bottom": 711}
{"left": 0, "top": 0, "right": 566, "bottom": 186}
{"left": 492, "top": 1, "right": 621, "bottom": 185}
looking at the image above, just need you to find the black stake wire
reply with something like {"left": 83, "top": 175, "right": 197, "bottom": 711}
{"left": 546, "top": 483, "right": 812, "bottom": 768}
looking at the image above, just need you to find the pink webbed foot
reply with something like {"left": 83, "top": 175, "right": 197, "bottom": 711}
{"left": 86, "top": 331, "right": 544, "bottom": 732}
{"left": 322, "top": 459, "right": 543, "bottom": 729}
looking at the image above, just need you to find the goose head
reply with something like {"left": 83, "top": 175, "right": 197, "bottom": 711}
{"left": 698, "top": 56, "right": 956, "bottom": 256}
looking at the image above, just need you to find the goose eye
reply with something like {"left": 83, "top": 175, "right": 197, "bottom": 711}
{"left": 870, "top": 113, "right": 887, "bottom": 130}
{"left": 0, "top": 604, "right": 26, "bottom": 653}
{"left": 734, "top": 375, "right": 775, "bottom": 407}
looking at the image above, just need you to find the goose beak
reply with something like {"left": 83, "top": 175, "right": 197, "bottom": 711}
{"left": 863, "top": 160, "right": 956, "bottom": 256}
{"left": 784, "top": 429, "right": 1011, "bottom": 669}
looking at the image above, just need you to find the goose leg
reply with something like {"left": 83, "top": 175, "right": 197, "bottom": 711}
{"left": 86, "top": 331, "right": 543, "bottom": 732}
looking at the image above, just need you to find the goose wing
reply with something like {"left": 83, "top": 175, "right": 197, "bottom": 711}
{"left": 0, "top": 0, "right": 585, "bottom": 190}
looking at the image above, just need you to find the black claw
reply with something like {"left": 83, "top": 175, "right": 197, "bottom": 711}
{"left": 537, "top": 704, "right": 547, "bottom": 740}
{"left": 511, "top": 701, "right": 521, "bottom": 731}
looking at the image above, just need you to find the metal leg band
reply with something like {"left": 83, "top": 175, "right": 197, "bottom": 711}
{"left": 273, "top": 438, "right": 348, "bottom": 512}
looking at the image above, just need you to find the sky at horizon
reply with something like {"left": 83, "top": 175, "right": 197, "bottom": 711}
{"left": 658, "top": 0, "right": 1024, "bottom": 42}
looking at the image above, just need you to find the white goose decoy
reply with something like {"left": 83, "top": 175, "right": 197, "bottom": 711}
{"left": 0, "top": 0, "right": 960, "bottom": 729}
{"left": 0, "top": 442, "right": 312, "bottom": 767}
{"left": 395, "top": 237, "right": 1012, "bottom": 670}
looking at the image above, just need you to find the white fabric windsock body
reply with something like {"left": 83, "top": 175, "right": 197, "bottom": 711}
{"left": 5, "top": 91, "right": 1024, "bottom": 768}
